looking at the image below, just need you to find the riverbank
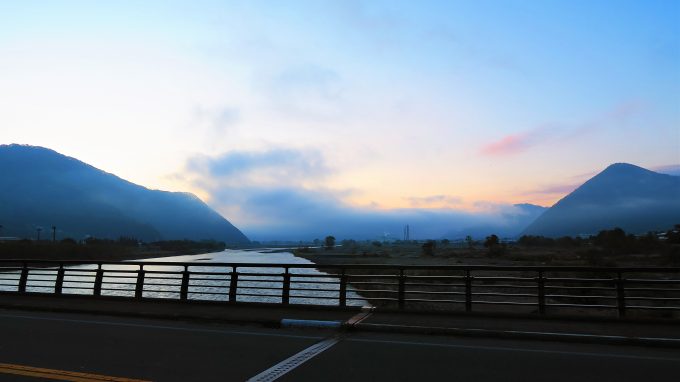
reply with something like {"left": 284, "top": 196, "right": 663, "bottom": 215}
{"left": 0, "top": 248, "right": 218, "bottom": 262}
{"left": 292, "top": 242, "right": 680, "bottom": 268}
{"left": 0, "top": 241, "right": 227, "bottom": 262}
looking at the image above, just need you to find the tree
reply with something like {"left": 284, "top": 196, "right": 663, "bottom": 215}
{"left": 324, "top": 235, "right": 336, "bottom": 250}
{"left": 465, "top": 235, "right": 474, "bottom": 249}
{"left": 666, "top": 225, "right": 680, "bottom": 244}
{"left": 484, "top": 234, "right": 499, "bottom": 248}
{"left": 341, "top": 239, "right": 358, "bottom": 254}
{"left": 484, "top": 234, "right": 505, "bottom": 256}
{"left": 594, "top": 228, "right": 630, "bottom": 252}
{"left": 421, "top": 240, "right": 436, "bottom": 256}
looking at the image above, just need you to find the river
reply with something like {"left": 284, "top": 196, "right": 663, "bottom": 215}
{"left": 2, "top": 248, "right": 365, "bottom": 307}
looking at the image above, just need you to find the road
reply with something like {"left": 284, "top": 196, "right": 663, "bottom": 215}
{"left": 0, "top": 309, "right": 677, "bottom": 381}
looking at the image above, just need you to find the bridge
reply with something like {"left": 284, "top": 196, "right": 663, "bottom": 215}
{"left": 0, "top": 260, "right": 679, "bottom": 381}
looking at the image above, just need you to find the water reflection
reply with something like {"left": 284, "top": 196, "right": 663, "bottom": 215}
{"left": 1, "top": 249, "right": 365, "bottom": 307}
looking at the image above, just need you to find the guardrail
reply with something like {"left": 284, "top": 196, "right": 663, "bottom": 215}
{"left": 0, "top": 260, "right": 679, "bottom": 319}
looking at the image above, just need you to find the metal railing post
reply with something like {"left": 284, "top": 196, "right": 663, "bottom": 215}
{"left": 180, "top": 265, "right": 190, "bottom": 301}
{"left": 282, "top": 268, "right": 291, "bottom": 305}
{"left": 339, "top": 270, "right": 347, "bottom": 307}
{"left": 134, "top": 265, "right": 145, "bottom": 299}
{"left": 228, "top": 266, "right": 238, "bottom": 303}
{"left": 616, "top": 272, "right": 626, "bottom": 318}
{"left": 54, "top": 263, "right": 65, "bottom": 295}
{"left": 537, "top": 270, "right": 546, "bottom": 315}
{"left": 398, "top": 269, "right": 406, "bottom": 310}
{"left": 465, "top": 270, "right": 472, "bottom": 312}
{"left": 93, "top": 264, "right": 104, "bottom": 296}
{"left": 18, "top": 262, "right": 29, "bottom": 293}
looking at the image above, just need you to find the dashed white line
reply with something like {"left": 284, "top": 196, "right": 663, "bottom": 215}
{"left": 246, "top": 336, "right": 342, "bottom": 382}
{"left": 246, "top": 309, "right": 373, "bottom": 381}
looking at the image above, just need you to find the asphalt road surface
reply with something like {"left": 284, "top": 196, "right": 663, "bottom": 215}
{"left": 0, "top": 309, "right": 677, "bottom": 381}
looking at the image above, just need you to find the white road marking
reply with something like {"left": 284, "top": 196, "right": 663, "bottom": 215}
{"left": 344, "top": 308, "right": 372, "bottom": 326}
{"left": 245, "top": 309, "right": 373, "bottom": 381}
{"left": 246, "top": 336, "right": 342, "bottom": 382}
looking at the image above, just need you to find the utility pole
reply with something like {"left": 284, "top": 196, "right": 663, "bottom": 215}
{"left": 52, "top": 226, "right": 56, "bottom": 242}
{"left": 36, "top": 227, "right": 42, "bottom": 241}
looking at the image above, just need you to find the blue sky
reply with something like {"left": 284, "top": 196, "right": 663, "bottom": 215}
{"left": 1, "top": 1, "right": 678, "bottom": 239}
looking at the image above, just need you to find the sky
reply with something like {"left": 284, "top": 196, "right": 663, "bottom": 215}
{"left": 1, "top": 1, "right": 678, "bottom": 240}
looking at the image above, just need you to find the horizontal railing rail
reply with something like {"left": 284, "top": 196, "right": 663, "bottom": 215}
{"left": 0, "top": 259, "right": 679, "bottom": 319}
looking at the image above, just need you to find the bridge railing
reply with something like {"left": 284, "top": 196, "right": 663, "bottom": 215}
{"left": 0, "top": 260, "right": 679, "bottom": 319}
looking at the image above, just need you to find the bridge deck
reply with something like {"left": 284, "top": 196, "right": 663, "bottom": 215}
{"left": 0, "top": 308, "right": 678, "bottom": 382}
{"left": 1, "top": 293, "right": 678, "bottom": 344}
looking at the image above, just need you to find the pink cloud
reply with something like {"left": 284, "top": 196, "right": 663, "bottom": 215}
{"left": 480, "top": 100, "right": 646, "bottom": 157}
{"left": 480, "top": 126, "right": 552, "bottom": 157}
{"left": 480, "top": 133, "right": 531, "bottom": 156}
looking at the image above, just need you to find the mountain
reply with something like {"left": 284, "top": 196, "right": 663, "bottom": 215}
{"left": 522, "top": 163, "right": 680, "bottom": 237}
{"left": 0, "top": 144, "right": 249, "bottom": 244}
{"left": 444, "top": 203, "right": 548, "bottom": 239}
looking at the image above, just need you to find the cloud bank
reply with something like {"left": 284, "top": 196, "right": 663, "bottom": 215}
{"left": 653, "top": 164, "right": 680, "bottom": 176}
{"left": 183, "top": 147, "right": 545, "bottom": 241}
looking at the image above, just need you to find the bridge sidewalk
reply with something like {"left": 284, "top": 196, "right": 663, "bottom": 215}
{"left": 0, "top": 293, "right": 358, "bottom": 326}
{"left": 355, "top": 311, "right": 680, "bottom": 346}
{"left": 1, "top": 293, "right": 678, "bottom": 347}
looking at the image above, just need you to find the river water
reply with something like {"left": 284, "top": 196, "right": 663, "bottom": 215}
{"left": 1, "top": 249, "right": 365, "bottom": 307}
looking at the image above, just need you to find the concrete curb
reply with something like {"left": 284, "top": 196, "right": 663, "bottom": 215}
{"left": 349, "top": 322, "right": 680, "bottom": 349}
{"left": 2, "top": 298, "right": 678, "bottom": 348}
{"left": 0, "top": 302, "right": 284, "bottom": 328}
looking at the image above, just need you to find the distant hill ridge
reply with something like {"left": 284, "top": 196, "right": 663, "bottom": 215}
{"left": 522, "top": 163, "right": 680, "bottom": 237}
{"left": 0, "top": 144, "right": 249, "bottom": 243}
